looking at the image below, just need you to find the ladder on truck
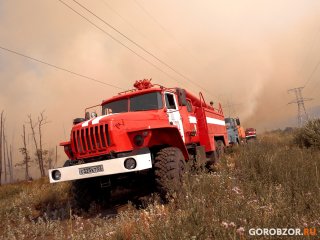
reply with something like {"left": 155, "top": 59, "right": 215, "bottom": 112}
{"left": 195, "top": 93, "right": 215, "bottom": 152}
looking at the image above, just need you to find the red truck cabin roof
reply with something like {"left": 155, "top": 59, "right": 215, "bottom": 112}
{"left": 101, "top": 87, "right": 162, "bottom": 106}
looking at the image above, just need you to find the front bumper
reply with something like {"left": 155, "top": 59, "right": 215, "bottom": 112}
{"left": 246, "top": 134, "right": 256, "bottom": 138}
{"left": 48, "top": 152, "right": 152, "bottom": 183}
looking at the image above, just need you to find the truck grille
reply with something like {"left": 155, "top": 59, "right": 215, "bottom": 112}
{"left": 72, "top": 124, "right": 111, "bottom": 156}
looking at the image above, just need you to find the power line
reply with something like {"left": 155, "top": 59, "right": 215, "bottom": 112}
{"left": 132, "top": 0, "right": 196, "bottom": 58}
{"left": 303, "top": 56, "right": 320, "bottom": 88}
{"left": 133, "top": 0, "right": 171, "bottom": 36}
{"left": 72, "top": 0, "right": 187, "bottom": 80}
{"left": 0, "top": 45, "right": 125, "bottom": 90}
{"left": 100, "top": 0, "right": 150, "bottom": 42}
{"left": 100, "top": 0, "right": 177, "bottom": 68}
{"left": 57, "top": 0, "right": 183, "bottom": 86}
{"left": 65, "top": 0, "right": 218, "bottom": 101}
{"left": 102, "top": 0, "right": 211, "bottom": 99}
{"left": 308, "top": 79, "right": 320, "bottom": 97}
{"left": 298, "top": 25, "right": 320, "bottom": 79}
{"left": 71, "top": 0, "right": 186, "bottom": 82}
{"left": 300, "top": 22, "right": 320, "bottom": 88}
{"left": 132, "top": 0, "right": 206, "bottom": 73}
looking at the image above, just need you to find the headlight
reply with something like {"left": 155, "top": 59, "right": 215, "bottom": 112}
{"left": 52, "top": 170, "right": 61, "bottom": 180}
{"left": 124, "top": 158, "right": 137, "bottom": 170}
{"left": 133, "top": 134, "right": 144, "bottom": 146}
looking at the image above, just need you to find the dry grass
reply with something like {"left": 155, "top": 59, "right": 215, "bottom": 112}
{"left": 0, "top": 131, "right": 319, "bottom": 239}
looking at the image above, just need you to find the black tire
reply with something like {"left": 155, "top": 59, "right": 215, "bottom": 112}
{"left": 71, "top": 178, "right": 110, "bottom": 210}
{"left": 215, "top": 140, "right": 225, "bottom": 161}
{"left": 205, "top": 151, "right": 218, "bottom": 171}
{"left": 154, "top": 147, "right": 186, "bottom": 199}
{"left": 63, "top": 160, "right": 73, "bottom": 167}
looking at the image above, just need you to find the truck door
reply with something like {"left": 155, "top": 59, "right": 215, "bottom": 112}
{"left": 164, "top": 92, "right": 185, "bottom": 142}
{"left": 184, "top": 100, "right": 198, "bottom": 143}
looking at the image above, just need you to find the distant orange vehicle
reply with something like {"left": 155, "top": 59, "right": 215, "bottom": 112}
{"left": 237, "top": 126, "right": 246, "bottom": 141}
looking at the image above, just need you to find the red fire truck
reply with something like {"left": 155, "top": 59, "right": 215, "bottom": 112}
{"left": 49, "top": 79, "right": 228, "bottom": 208}
{"left": 245, "top": 128, "right": 257, "bottom": 140}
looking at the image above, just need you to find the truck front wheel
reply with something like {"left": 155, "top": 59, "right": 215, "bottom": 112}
{"left": 154, "top": 147, "right": 186, "bottom": 199}
{"left": 71, "top": 178, "right": 110, "bottom": 210}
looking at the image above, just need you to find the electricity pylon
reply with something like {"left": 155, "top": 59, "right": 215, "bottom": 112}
{"left": 288, "top": 87, "right": 312, "bottom": 127}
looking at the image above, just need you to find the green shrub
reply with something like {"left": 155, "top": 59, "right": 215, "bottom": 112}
{"left": 294, "top": 119, "right": 320, "bottom": 149}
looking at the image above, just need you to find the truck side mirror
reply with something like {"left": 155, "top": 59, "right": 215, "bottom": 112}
{"left": 85, "top": 111, "right": 90, "bottom": 120}
{"left": 91, "top": 112, "right": 98, "bottom": 118}
{"left": 176, "top": 88, "right": 187, "bottom": 106}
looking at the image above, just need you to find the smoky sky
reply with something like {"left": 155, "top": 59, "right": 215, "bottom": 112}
{"left": 1, "top": 0, "right": 320, "bottom": 174}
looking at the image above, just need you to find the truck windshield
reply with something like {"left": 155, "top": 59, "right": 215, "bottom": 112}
{"left": 102, "top": 99, "right": 127, "bottom": 115}
{"left": 102, "top": 92, "right": 163, "bottom": 115}
{"left": 225, "top": 118, "right": 231, "bottom": 123}
{"left": 225, "top": 118, "right": 233, "bottom": 129}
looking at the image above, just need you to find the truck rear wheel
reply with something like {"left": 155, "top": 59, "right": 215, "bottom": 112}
{"left": 154, "top": 147, "right": 186, "bottom": 199}
{"left": 215, "top": 140, "right": 225, "bottom": 161}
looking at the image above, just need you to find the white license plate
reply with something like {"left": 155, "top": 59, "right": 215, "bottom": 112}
{"left": 79, "top": 165, "right": 104, "bottom": 175}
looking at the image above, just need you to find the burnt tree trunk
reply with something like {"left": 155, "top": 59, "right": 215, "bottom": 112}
{"left": 0, "top": 112, "right": 13, "bottom": 183}
{"left": 22, "top": 125, "right": 30, "bottom": 180}
{"left": 28, "top": 112, "right": 47, "bottom": 177}
{"left": 9, "top": 145, "right": 13, "bottom": 183}
{"left": 38, "top": 113, "right": 45, "bottom": 176}
{"left": 0, "top": 111, "right": 3, "bottom": 185}
{"left": 3, "top": 121, "right": 7, "bottom": 183}
{"left": 5, "top": 139, "right": 13, "bottom": 183}
{"left": 28, "top": 115, "right": 44, "bottom": 177}
{"left": 17, "top": 124, "right": 32, "bottom": 181}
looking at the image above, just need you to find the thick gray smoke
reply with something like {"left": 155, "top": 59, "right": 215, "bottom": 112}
{"left": 0, "top": 0, "right": 320, "bottom": 178}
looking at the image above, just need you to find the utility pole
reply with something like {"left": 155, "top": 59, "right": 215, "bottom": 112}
{"left": 288, "top": 87, "right": 312, "bottom": 127}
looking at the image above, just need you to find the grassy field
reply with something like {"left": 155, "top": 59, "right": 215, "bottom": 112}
{"left": 0, "top": 131, "right": 319, "bottom": 239}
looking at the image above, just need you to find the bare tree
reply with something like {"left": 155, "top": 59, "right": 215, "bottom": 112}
{"left": 28, "top": 111, "right": 48, "bottom": 177}
{"left": 43, "top": 147, "right": 56, "bottom": 170}
{"left": 0, "top": 112, "right": 14, "bottom": 184}
{"left": 9, "top": 145, "right": 13, "bottom": 182}
{"left": 38, "top": 112, "right": 48, "bottom": 175}
{"left": 47, "top": 149, "right": 53, "bottom": 170}
{"left": 3, "top": 119, "right": 7, "bottom": 183}
{"left": 0, "top": 111, "right": 3, "bottom": 185}
{"left": 4, "top": 138, "right": 13, "bottom": 183}
{"left": 17, "top": 125, "right": 32, "bottom": 181}
{"left": 41, "top": 149, "right": 49, "bottom": 170}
